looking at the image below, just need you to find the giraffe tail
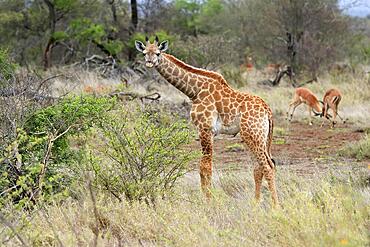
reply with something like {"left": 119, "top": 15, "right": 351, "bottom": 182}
{"left": 266, "top": 116, "right": 275, "bottom": 170}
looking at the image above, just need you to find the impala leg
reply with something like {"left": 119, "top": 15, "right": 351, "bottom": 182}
{"left": 288, "top": 101, "right": 301, "bottom": 121}
{"left": 198, "top": 129, "right": 213, "bottom": 199}
{"left": 286, "top": 103, "right": 293, "bottom": 120}
{"left": 332, "top": 108, "right": 337, "bottom": 128}
{"left": 308, "top": 105, "right": 313, "bottom": 125}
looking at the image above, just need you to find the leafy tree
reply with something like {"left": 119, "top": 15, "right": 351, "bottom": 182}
{"left": 0, "top": 49, "right": 16, "bottom": 81}
{"left": 171, "top": 0, "right": 223, "bottom": 36}
{"left": 219, "top": 0, "right": 349, "bottom": 76}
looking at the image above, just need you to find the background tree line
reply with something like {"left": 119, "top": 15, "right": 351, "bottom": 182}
{"left": 0, "top": 0, "right": 369, "bottom": 76}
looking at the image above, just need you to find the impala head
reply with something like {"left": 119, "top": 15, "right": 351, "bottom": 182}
{"left": 135, "top": 36, "right": 169, "bottom": 68}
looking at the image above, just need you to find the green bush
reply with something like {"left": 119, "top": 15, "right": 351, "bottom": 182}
{"left": 0, "top": 48, "right": 16, "bottom": 81}
{"left": 89, "top": 105, "right": 199, "bottom": 204}
{"left": 339, "top": 135, "right": 370, "bottom": 161}
{"left": 221, "top": 65, "right": 246, "bottom": 88}
{"left": 0, "top": 95, "right": 115, "bottom": 209}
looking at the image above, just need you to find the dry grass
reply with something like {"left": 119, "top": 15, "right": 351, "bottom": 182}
{"left": 2, "top": 68, "right": 367, "bottom": 246}
{"left": 245, "top": 73, "right": 370, "bottom": 125}
{"left": 340, "top": 134, "right": 370, "bottom": 161}
{"left": 44, "top": 67, "right": 370, "bottom": 125}
{"left": 2, "top": 167, "right": 368, "bottom": 247}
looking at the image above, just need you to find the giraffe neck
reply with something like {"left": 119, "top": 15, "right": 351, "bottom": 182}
{"left": 155, "top": 53, "right": 207, "bottom": 99}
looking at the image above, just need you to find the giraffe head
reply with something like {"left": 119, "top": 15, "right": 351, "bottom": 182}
{"left": 135, "top": 36, "right": 169, "bottom": 68}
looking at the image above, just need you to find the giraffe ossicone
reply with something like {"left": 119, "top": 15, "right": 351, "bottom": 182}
{"left": 135, "top": 37, "right": 279, "bottom": 205}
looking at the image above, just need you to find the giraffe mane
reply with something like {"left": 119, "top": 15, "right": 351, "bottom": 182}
{"left": 163, "top": 53, "right": 231, "bottom": 88}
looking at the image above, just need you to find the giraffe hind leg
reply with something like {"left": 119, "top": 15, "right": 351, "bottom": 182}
{"left": 254, "top": 165, "right": 263, "bottom": 201}
{"left": 260, "top": 152, "right": 278, "bottom": 206}
{"left": 242, "top": 135, "right": 278, "bottom": 206}
{"left": 198, "top": 129, "right": 213, "bottom": 199}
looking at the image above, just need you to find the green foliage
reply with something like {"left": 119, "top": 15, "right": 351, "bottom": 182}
{"left": 25, "top": 95, "right": 113, "bottom": 134}
{"left": 173, "top": 0, "right": 223, "bottom": 35}
{"left": 69, "top": 18, "right": 106, "bottom": 43}
{"left": 89, "top": 105, "right": 199, "bottom": 204}
{"left": 69, "top": 18, "right": 123, "bottom": 55}
{"left": 129, "top": 31, "right": 175, "bottom": 50}
{"left": 174, "top": 0, "right": 202, "bottom": 34}
{"left": 51, "top": 31, "right": 69, "bottom": 42}
{"left": 54, "top": 0, "right": 77, "bottom": 11}
{"left": 339, "top": 134, "right": 370, "bottom": 160}
{"left": 348, "top": 34, "right": 370, "bottom": 65}
{"left": 0, "top": 130, "right": 67, "bottom": 209}
{"left": 101, "top": 40, "right": 124, "bottom": 56}
{"left": 220, "top": 65, "right": 246, "bottom": 88}
{"left": 0, "top": 48, "right": 16, "bottom": 80}
{"left": 0, "top": 95, "right": 115, "bottom": 209}
{"left": 201, "top": 0, "right": 223, "bottom": 17}
{"left": 0, "top": 11, "right": 23, "bottom": 25}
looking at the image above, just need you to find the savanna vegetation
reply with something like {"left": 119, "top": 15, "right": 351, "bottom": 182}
{"left": 0, "top": 0, "right": 369, "bottom": 246}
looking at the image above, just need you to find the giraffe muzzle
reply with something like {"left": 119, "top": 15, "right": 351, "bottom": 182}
{"left": 146, "top": 62, "right": 154, "bottom": 68}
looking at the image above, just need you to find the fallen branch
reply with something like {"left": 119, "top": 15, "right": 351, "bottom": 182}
{"left": 108, "top": 91, "right": 161, "bottom": 102}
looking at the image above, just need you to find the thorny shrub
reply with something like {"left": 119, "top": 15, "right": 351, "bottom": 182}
{"left": 87, "top": 104, "right": 199, "bottom": 204}
{"left": 0, "top": 95, "right": 114, "bottom": 209}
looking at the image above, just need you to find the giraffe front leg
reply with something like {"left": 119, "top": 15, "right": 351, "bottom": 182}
{"left": 199, "top": 129, "right": 213, "bottom": 199}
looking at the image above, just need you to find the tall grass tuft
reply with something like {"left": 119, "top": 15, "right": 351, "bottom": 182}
{"left": 2, "top": 167, "right": 368, "bottom": 246}
{"left": 340, "top": 134, "right": 370, "bottom": 160}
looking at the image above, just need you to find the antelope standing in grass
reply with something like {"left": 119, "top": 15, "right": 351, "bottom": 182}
{"left": 321, "top": 88, "right": 343, "bottom": 127}
{"left": 286, "top": 87, "right": 322, "bottom": 125}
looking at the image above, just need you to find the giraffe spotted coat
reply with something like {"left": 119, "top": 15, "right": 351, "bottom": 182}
{"left": 135, "top": 38, "right": 278, "bottom": 205}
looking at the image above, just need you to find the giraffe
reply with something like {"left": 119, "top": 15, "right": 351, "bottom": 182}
{"left": 135, "top": 36, "right": 278, "bottom": 205}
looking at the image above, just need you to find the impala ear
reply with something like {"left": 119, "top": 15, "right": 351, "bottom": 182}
{"left": 135, "top": 40, "right": 145, "bottom": 52}
{"left": 158, "top": 40, "right": 169, "bottom": 52}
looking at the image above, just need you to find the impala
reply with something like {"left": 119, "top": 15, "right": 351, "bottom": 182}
{"left": 286, "top": 87, "right": 322, "bottom": 125}
{"left": 321, "top": 88, "right": 343, "bottom": 127}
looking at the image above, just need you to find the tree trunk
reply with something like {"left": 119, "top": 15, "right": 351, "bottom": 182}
{"left": 128, "top": 0, "right": 138, "bottom": 61}
{"left": 107, "top": 0, "right": 118, "bottom": 24}
{"left": 131, "top": 0, "right": 138, "bottom": 31}
{"left": 42, "top": 0, "right": 56, "bottom": 70}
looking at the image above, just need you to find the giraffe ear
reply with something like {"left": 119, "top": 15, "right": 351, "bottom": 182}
{"left": 158, "top": 40, "right": 169, "bottom": 52}
{"left": 135, "top": 40, "right": 145, "bottom": 52}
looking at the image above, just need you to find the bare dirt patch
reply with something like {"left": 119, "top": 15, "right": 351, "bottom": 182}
{"left": 187, "top": 119, "right": 367, "bottom": 176}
